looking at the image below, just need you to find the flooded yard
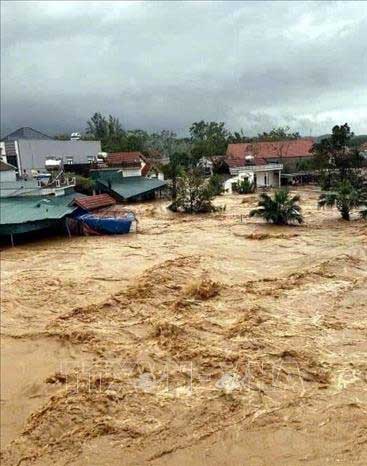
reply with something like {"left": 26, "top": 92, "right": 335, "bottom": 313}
{"left": 1, "top": 187, "right": 366, "bottom": 465}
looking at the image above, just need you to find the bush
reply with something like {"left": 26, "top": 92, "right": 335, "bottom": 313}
{"left": 318, "top": 180, "right": 366, "bottom": 221}
{"left": 250, "top": 189, "right": 304, "bottom": 225}
{"left": 234, "top": 179, "right": 255, "bottom": 194}
{"left": 74, "top": 175, "right": 96, "bottom": 195}
{"left": 208, "top": 174, "right": 224, "bottom": 196}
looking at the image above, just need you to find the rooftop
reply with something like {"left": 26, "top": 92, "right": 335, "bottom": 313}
{"left": 2, "top": 127, "right": 53, "bottom": 141}
{"left": 227, "top": 139, "right": 314, "bottom": 167}
{"left": 107, "top": 152, "right": 143, "bottom": 167}
{"left": 0, "top": 160, "right": 17, "bottom": 171}
{"left": 96, "top": 175, "right": 166, "bottom": 200}
{"left": 74, "top": 193, "right": 116, "bottom": 211}
{"left": 0, "top": 192, "right": 81, "bottom": 226}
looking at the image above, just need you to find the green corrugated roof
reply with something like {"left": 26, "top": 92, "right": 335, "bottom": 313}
{"left": 90, "top": 169, "right": 122, "bottom": 183}
{"left": 97, "top": 176, "right": 166, "bottom": 200}
{"left": 0, "top": 193, "right": 79, "bottom": 225}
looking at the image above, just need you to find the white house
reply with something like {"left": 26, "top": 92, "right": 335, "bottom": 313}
{"left": 227, "top": 157, "right": 282, "bottom": 189}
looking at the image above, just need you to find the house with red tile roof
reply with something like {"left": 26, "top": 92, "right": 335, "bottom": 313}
{"left": 226, "top": 139, "right": 314, "bottom": 174}
{"left": 225, "top": 139, "right": 315, "bottom": 187}
{"left": 106, "top": 151, "right": 144, "bottom": 177}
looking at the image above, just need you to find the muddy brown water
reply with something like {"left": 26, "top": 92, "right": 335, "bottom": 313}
{"left": 1, "top": 188, "right": 366, "bottom": 465}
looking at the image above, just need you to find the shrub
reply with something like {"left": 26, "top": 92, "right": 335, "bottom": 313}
{"left": 318, "top": 180, "right": 366, "bottom": 221}
{"left": 208, "top": 174, "right": 224, "bottom": 196}
{"left": 250, "top": 189, "right": 304, "bottom": 225}
{"left": 234, "top": 179, "right": 255, "bottom": 194}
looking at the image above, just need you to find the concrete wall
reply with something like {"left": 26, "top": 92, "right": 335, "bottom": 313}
{"left": 17, "top": 140, "right": 102, "bottom": 173}
{"left": 256, "top": 170, "right": 280, "bottom": 187}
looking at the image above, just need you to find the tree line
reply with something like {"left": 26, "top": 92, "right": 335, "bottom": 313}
{"left": 56, "top": 112, "right": 304, "bottom": 158}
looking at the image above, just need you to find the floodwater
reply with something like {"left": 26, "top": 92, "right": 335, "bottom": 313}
{"left": 1, "top": 188, "right": 366, "bottom": 465}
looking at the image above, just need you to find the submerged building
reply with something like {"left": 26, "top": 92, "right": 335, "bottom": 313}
{"left": 90, "top": 168, "right": 167, "bottom": 202}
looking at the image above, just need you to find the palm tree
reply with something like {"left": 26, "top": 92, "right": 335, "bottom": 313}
{"left": 318, "top": 180, "right": 363, "bottom": 221}
{"left": 249, "top": 189, "right": 303, "bottom": 225}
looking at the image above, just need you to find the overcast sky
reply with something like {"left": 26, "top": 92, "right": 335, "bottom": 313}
{"left": 1, "top": 1, "right": 367, "bottom": 137}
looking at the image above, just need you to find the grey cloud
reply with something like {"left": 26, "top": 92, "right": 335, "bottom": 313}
{"left": 1, "top": 1, "right": 367, "bottom": 137}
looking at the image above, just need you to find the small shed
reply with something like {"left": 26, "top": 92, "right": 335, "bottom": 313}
{"left": 90, "top": 169, "right": 167, "bottom": 201}
{"left": 0, "top": 193, "right": 83, "bottom": 244}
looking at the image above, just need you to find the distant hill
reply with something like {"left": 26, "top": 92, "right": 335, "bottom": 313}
{"left": 315, "top": 134, "right": 367, "bottom": 148}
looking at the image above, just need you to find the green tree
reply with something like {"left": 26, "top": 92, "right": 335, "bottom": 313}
{"left": 228, "top": 129, "right": 251, "bottom": 143}
{"left": 86, "top": 112, "right": 126, "bottom": 151}
{"left": 190, "top": 121, "right": 231, "bottom": 160}
{"left": 160, "top": 152, "right": 189, "bottom": 199}
{"left": 311, "top": 124, "right": 363, "bottom": 184}
{"left": 318, "top": 180, "right": 365, "bottom": 221}
{"left": 256, "top": 126, "right": 300, "bottom": 142}
{"left": 207, "top": 174, "right": 224, "bottom": 196}
{"left": 170, "top": 169, "right": 217, "bottom": 213}
{"left": 250, "top": 189, "right": 304, "bottom": 225}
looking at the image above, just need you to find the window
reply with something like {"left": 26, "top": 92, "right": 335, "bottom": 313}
{"left": 65, "top": 157, "right": 74, "bottom": 165}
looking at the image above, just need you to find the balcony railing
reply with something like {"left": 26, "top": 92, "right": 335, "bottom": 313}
{"left": 230, "top": 163, "right": 283, "bottom": 175}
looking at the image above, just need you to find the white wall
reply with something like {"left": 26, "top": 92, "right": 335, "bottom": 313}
{"left": 17, "top": 140, "right": 102, "bottom": 173}
{"left": 256, "top": 170, "right": 280, "bottom": 187}
{"left": 0, "top": 169, "right": 17, "bottom": 182}
{"left": 121, "top": 167, "right": 142, "bottom": 177}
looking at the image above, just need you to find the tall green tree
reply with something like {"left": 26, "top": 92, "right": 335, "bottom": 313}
{"left": 190, "top": 121, "right": 231, "bottom": 160}
{"left": 86, "top": 112, "right": 126, "bottom": 151}
{"left": 160, "top": 152, "right": 189, "bottom": 199}
{"left": 311, "top": 124, "right": 363, "bottom": 184}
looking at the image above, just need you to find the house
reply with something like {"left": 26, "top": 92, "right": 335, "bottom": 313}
{"left": 227, "top": 139, "right": 315, "bottom": 175}
{"left": 0, "top": 160, "right": 17, "bottom": 182}
{"left": 1, "top": 127, "right": 102, "bottom": 175}
{"left": 106, "top": 152, "right": 144, "bottom": 177}
{"left": 226, "top": 154, "right": 282, "bottom": 188}
{"left": 106, "top": 151, "right": 165, "bottom": 180}
{"left": 90, "top": 168, "right": 166, "bottom": 202}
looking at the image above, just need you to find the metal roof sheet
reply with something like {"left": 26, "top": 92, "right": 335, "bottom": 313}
{"left": 2, "top": 127, "right": 53, "bottom": 141}
{"left": 97, "top": 176, "right": 166, "bottom": 200}
{"left": 0, "top": 193, "right": 81, "bottom": 225}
